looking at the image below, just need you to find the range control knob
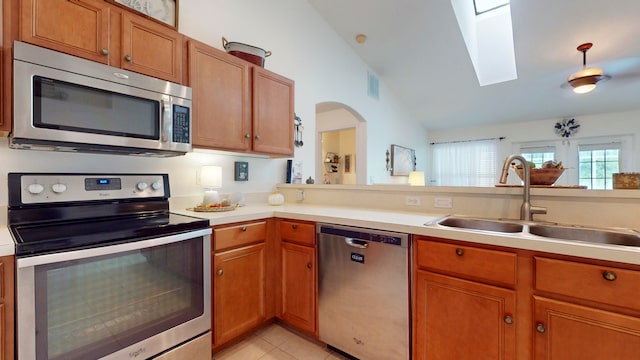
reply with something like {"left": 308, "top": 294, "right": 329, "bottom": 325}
{"left": 51, "top": 183, "right": 67, "bottom": 194}
{"left": 151, "top": 182, "right": 163, "bottom": 191}
{"left": 28, "top": 183, "right": 45, "bottom": 195}
{"left": 136, "top": 182, "right": 149, "bottom": 191}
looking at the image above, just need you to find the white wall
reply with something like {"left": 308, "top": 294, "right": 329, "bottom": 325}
{"left": 0, "top": 0, "right": 427, "bottom": 206}
{"left": 427, "top": 108, "right": 640, "bottom": 184}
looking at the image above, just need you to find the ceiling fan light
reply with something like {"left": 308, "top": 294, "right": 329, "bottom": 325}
{"left": 568, "top": 67, "right": 604, "bottom": 81}
{"left": 573, "top": 83, "right": 597, "bottom": 94}
{"left": 568, "top": 73, "right": 603, "bottom": 94}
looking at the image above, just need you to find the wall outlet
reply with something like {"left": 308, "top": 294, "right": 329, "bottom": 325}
{"left": 405, "top": 196, "right": 421, "bottom": 206}
{"left": 434, "top": 197, "right": 453, "bottom": 208}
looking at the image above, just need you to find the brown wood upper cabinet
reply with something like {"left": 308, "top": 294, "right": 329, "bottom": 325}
{"left": 188, "top": 39, "right": 294, "bottom": 156}
{"left": 20, "top": 0, "right": 183, "bottom": 83}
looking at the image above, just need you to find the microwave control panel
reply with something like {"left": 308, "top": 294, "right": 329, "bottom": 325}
{"left": 172, "top": 105, "right": 190, "bottom": 144}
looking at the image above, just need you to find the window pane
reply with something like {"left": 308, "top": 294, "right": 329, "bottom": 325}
{"left": 521, "top": 151, "right": 555, "bottom": 168}
{"left": 578, "top": 147, "right": 620, "bottom": 190}
{"left": 474, "top": 0, "right": 510, "bottom": 14}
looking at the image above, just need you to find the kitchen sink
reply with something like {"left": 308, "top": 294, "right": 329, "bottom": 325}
{"left": 436, "top": 216, "right": 524, "bottom": 233}
{"left": 432, "top": 216, "right": 640, "bottom": 248}
{"left": 529, "top": 225, "right": 640, "bottom": 247}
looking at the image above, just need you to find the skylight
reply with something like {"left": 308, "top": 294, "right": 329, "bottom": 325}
{"left": 451, "top": 0, "right": 517, "bottom": 86}
{"left": 473, "top": 0, "right": 510, "bottom": 15}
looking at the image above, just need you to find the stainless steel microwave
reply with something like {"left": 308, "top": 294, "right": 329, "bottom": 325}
{"left": 11, "top": 41, "right": 192, "bottom": 157}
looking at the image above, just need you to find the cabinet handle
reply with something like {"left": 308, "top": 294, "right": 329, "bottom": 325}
{"left": 307, "top": 262, "right": 312, "bottom": 269}
{"left": 241, "top": 226, "right": 247, "bottom": 232}
{"left": 217, "top": 269, "right": 223, "bottom": 276}
{"left": 101, "top": 48, "right": 110, "bottom": 55}
{"left": 602, "top": 270, "right": 617, "bottom": 281}
{"left": 455, "top": 248, "right": 464, "bottom": 256}
{"left": 124, "top": 54, "right": 132, "bottom": 62}
{"left": 255, "top": 135, "right": 261, "bottom": 140}
{"left": 244, "top": 133, "right": 251, "bottom": 139}
{"left": 535, "top": 323, "right": 546, "bottom": 333}
{"left": 292, "top": 224, "right": 298, "bottom": 229}
{"left": 503, "top": 315, "right": 514, "bottom": 325}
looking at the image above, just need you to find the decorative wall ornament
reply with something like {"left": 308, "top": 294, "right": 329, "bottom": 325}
{"left": 390, "top": 144, "right": 415, "bottom": 176}
{"left": 112, "top": 0, "right": 177, "bottom": 28}
{"left": 554, "top": 118, "right": 580, "bottom": 138}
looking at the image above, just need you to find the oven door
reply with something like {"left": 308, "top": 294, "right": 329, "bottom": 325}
{"left": 17, "top": 228, "right": 211, "bottom": 360}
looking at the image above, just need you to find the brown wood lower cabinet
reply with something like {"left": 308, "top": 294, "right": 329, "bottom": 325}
{"left": 414, "top": 270, "right": 516, "bottom": 360}
{"left": 0, "top": 256, "right": 14, "bottom": 360}
{"left": 533, "top": 296, "right": 640, "bottom": 360}
{"left": 212, "top": 221, "right": 269, "bottom": 349}
{"left": 278, "top": 219, "right": 317, "bottom": 335}
{"left": 213, "top": 243, "right": 266, "bottom": 345}
{"left": 280, "top": 241, "right": 316, "bottom": 333}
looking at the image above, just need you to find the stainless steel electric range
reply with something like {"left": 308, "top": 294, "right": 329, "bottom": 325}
{"left": 8, "top": 173, "right": 211, "bottom": 360}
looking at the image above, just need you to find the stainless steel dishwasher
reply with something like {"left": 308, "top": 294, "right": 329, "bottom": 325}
{"left": 317, "top": 223, "right": 409, "bottom": 360}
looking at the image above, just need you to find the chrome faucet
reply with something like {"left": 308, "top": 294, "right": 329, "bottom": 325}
{"left": 499, "top": 154, "right": 547, "bottom": 221}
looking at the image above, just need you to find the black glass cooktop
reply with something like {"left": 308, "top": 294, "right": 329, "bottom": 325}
{"left": 11, "top": 212, "right": 209, "bottom": 257}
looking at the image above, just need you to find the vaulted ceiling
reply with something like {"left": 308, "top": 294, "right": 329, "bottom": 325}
{"left": 307, "top": 0, "right": 640, "bottom": 130}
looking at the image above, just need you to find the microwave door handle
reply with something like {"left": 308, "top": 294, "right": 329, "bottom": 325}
{"left": 161, "top": 99, "right": 172, "bottom": 142}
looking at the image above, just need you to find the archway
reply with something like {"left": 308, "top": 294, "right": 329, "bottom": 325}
{"left": 316, "top": 102, "right": 367, "bottom": 184}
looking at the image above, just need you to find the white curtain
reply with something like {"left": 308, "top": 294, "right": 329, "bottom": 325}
{"left": 431, "top": 139, "right": 498, "bottom": 186}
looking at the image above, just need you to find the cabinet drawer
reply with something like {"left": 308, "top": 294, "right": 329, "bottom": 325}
{"left": 280, "top": 221, "right": 315, "bottom": 246}
{"left": 535, "top": 257, "right": 640, "bottom": 311}
{"left": 214, "top": 221, "right": 267, "bottom": 252}
{"left": 416, "top": 239, "right": 517, "bottom": 286}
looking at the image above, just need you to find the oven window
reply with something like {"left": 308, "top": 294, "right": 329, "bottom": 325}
{"left": 33, "top": 76, "right": 160, "bottom": 139}
{"left": 34, "top": 238, "right": 204, "bottom": 360}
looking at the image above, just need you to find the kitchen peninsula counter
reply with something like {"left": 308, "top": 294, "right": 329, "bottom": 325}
{"left": 172, "top": 203, "right": 640, "bottom": 266}
{"left": 1, "top": 201, "right": 638, "bottom": 264}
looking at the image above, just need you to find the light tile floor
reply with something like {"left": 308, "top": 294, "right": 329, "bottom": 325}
{"left": 212, "top": 323, "right": 350, "bottom": 360}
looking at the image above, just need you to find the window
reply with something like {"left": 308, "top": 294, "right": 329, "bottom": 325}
{"left": 520, "top": 146, "right": 556, "bottom": 168}
{"left": 473, "top": 0, "right": 510, "bottom": 15}
{"left": 578, "top": 143, "right": 621, "bottom": 189}
{"left": 431, "top": 139, "right": 498, "bottom": 186}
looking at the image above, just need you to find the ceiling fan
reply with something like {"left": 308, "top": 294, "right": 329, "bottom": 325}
{"left": 566, "top": 42, "right": 611, "bottom": 94}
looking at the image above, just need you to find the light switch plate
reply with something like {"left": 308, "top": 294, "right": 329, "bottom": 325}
{"left": 234, "top": 161, "right": 248, "bottom": 181}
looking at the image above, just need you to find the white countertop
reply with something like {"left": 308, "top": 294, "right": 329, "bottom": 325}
{"left": 173, "top": 203, "right": 640, "bottom": 266}
{"left": 1, "top": 203, "right": 638, "bottom": 265}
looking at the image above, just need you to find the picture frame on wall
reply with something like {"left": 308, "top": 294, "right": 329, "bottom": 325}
{"left": 391, "top": 144, "right": 415, "bottom": 176}
{"left": 111, "top": 0, "right": 178, "bottom": 29}
{"left": 344, "top": 154, "right": 352, "bottom": 173}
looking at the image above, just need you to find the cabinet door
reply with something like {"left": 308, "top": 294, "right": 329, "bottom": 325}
{"left": 414, "top": 271, "right": 516, "bottom": 360}
{"left": 252, "top": 67, "right": 294, "bottom": 156}
{"left": 188, "top": 40, "right": 251, "bottom": 151}
{"left": 281, "top": 242, "right": 316, "bottom": 334}
{"left": 20, "top": 0, "right": 110, "bottom": 63}
{"left": 213, "top": 243, "right": 266, "bottom": 345}
{"left": 120, "top": 12, "right": 183, "bottom": 83}
{"left": 533, "top": 296, "right": 640, "bottom": 360}
{"left": 0, "top": 256, "right": 15, "bottom": 360}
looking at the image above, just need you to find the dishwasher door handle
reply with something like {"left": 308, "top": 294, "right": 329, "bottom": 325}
{"left": 345, "top": 238, "right": 368, "bottom": 249}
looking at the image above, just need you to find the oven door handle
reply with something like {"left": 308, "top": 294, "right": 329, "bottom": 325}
{"left": 17, "top": 228, "right": 212, "bottom": 268}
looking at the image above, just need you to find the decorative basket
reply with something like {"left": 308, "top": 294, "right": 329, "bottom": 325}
{"left": 515, "top": 168, "right": 565, "bottom": 185}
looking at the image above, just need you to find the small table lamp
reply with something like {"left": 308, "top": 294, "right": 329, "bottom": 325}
{"left": 408, "top": 171, "right": 425, "bottom": 186}
{"left": 200, "top": 165, "right": 222, "bottom": 205}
